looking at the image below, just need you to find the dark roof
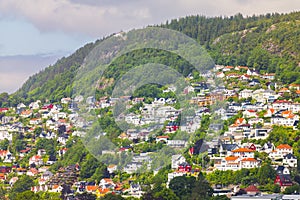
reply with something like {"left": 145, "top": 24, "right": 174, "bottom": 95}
{"left": 277, "top": 174, "right": 293, "bottom": 184}
{"left": 284, "top": 153, "right": 297, "bottom": 159}
{"left": 266, "top": 142, "right": 273, "bottom": 148}
{"left": 179, "top": 162, "right": 191, "bottom": 167}
{"left": 276, "top": 166, "right": 285, "bottom": 174}
{"left": 86, "top": 181, "right": 96, "bottom": 186}
{"left": 131, "top": 183, "right": 141, "bottom": 189}
{"left": 293, "top": 120, "right": 299, "bottom": 126}
{"left": 221, "top": 143, "right": 238, "bottom": 151}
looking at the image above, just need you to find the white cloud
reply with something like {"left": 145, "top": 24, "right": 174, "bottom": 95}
{"left": 0, "top": 0, "right": 154, "bottom": 37}
{"left": 0, "top": 0, "right": 298, "bottom": 38}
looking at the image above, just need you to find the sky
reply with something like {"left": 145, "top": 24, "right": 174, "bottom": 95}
{"left": 0, "top": 0, "right": 299, "bottom": 94}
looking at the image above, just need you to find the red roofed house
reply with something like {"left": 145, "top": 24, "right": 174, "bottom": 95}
{"left": 20, "top": 110, "right": 33, "bottom": 118}
{"left": 230, "top": 148, "right": 255, "bottom": 158}
{"left": 0, "top": 108, "right": 9, "bottom": 113}
{"left": 29, "top": 118, "right": 42, "bottom": 125}
{"left": 235, "top": 118, "right": 246, "bottom": 125}
{"left": 261, "top": 73, "right": 275, "bottom": 80}
{"left": 0, "top": 166, "right": 11, "bottom": 174}
{"left": 241, "top": 158, "right": 259, "bottom": 168}
{"left": 270, "top": 144, "right": 293, "bottom": 159}
{"left": 29, "top": 155, "right": 43, "bottom": 166}
{"left": 156, "top": 135, "right": 169, "bottom": 143}
{"left": 235, "top": 66, "right": 249, "bottom": 71}
{"left": 50, "top": 185, "right": 63, "bottom": 193}
{"left": 0, "top": 173, "right": 6, "bottom": 181}
{"left": 289, "top": 83, "right": 300, "bottom": 90}
{"left": 271, "top": 112, "right": 299, "bottom": 127}
{"left": 248, "top": 143, "right": 257, "bottom": 151}
{"left": 31, "top": 185, "right": 49, "bottom": 193}
{"left": 282, "top": 110, "right": 294, "bottom": 118}
{"left": 243, "top": 110, "right": 258, "bottom": 118}
{"left": 222, "top": 156, "right": 240, "bottom": 171}
{"left": 27, "top": 168, "right": 39, "bottom": 176}
{"left": 244, "top": 185, "right": 260, "bottom": 195}
{"left": 264, "top": 108, "right": 275, "bottom": 118}
{"left": 216, "top": 72, "right": 225, "bottom": 78}
{"left": 272, "top": 100, "right": 291, "bottom": 111}
{"left": 239, "top": 74, "right": 251, "bottom": 80}
{"left": 223, "top": 65, "right": 234, "bottom": 72}
{"left": 86, "top": 185, "right": 99, "bottom": 194}
{"left": 226, "top": 73, "right": 240, "bottom": 79}
{"left": 0, "top": 150, "right": 8, "bottom": 160}
{"left": 178, "top": 162, "right": 192, "bottom": 172}
{"left": 19, "top": 148, "right": 31, "bottom": 157}
{"left": 279, "top": 88, "right": 290, "bottom": 94}
{"left": 42, "top": 104, "right": 54, "bottom": 110}
{"left": 107, "top": 164, "right": 117, "bottom": 174}
{"left": 214, "top": 155, "right": 260, "bottom": 171}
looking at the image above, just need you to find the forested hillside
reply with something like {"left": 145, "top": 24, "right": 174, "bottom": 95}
{"left": 162, "top": 12, "right": 300, "bottom": 82}
{"left": 6, "top": 11, "right": 300, "bottom": 104}
{"left": 9, "top": 41, "right": 98, "bottom": 105}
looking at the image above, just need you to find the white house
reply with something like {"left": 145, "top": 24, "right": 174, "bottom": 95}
{"left": 29, "top": 155, "right": 44, "bottom": 166}
{"left": 264, "top": 108, "right": 276, "bottom": 118}
{"left": 243, "top": 110, "right": 258, "bottom": 118}
{"left": 272, "top": 100, "right": 292, "bottom": 111}
{"left": 229, "top": 148, "right": 255, "bottom": 158}
{"left": 0, "top": 131, "right": 12, "bottom": 141}
{"left": 167, "top": 140, "right": 187, "bottom": 148}
{"left": 107, "top": 164, "right": 117, "bottom": 174}
{"left": 240, "top": 158, "right": 260, "bottom": 169}
{"left": 269, "top": 144, "right": 293, "bottom": 159}
{"left": 214, "top": 156, "right": 240, "bottom": 171}
{"left": 252, "top": 89, "right": 266, "bottom": 103}
{"left": 29, "top": 118, "right": 42, "bottom": 125}
{"left": 283, "top": 153, "right": 297, "bottom": 168}
{"left": 248, "top": 118, "right": 264, "bottom": 126}
{"left": 261, "top": 142, "right": 275, "bottom": 154}
{"left": 171, "top": 154, "right": 186, "bottom": 169}
{"left": 61, "top": 97, "right": 72, "bottom": 104}
{"left": 99, "top": 178, "right": 116, "bottom": 189}
{"left": 167, "top": 171, "right": 187, "bottom": 188}
{"left": 29, "top": 101, "right": 41, "bottom": 109}
{"left": 214, "top": 156, "right": 259, "bottom": 171}
{"left": 250, "top": 128, "right": 271, "bottom": 140}
{"left": 271, "top": 114, "right": 298, "bottom": 127}
{"left": 261, "top": 73, "right": 275, "bottom": 80}
{"left": 216, "top": 72, "right": 225, "bottom": 78}
{"left": 291, "top": 103, "right": 300, "bottom": 113}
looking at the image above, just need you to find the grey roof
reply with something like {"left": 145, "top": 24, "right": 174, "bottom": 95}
{"left": 221, "top": 143, "right": 238, "bottom": 151}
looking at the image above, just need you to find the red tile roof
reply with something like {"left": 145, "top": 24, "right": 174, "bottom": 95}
{"left": 241, "top": 158, "right": 258, "bottom": 162}
{"left": 225, "top": 156, "right": 239, "bottom": 161}
{"left": 245, "top": 185, "right": 260, "bottom": 193}
{"left": 232, "top": 148, "right": 254, "bottom": 153}
{"left": 277, "top": 144, "right": 292, "bottom": 149}
{"left": 86, "top": 185, "right": 99, "bottom": 192}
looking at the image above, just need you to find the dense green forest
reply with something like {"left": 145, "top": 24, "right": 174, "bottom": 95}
{"left": 2, "top": 11, "right": 300, "bottom": 104}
